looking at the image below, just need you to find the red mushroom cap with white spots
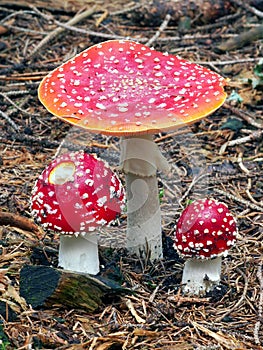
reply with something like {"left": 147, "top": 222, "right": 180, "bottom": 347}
{"left": 30, "top": 151, "right": 125, "bottom": 235}
{"left": 174, "top": 198, "right": 237, "bottom": 259}
{"left": 38, "top": 40, "right": 226, "bottom": 136}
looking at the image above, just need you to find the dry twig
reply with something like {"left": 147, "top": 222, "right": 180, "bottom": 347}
{"left": 224, "top": 103, "right": 263, "bottom": 130}
{"left": 27, "top": 6, "right": 97, "bottom": 59}
{"left": 0, "top": 92, "right": 40, "bottom": 117}
{"left": 215, "top": 268, "right": 248, "bottom": 322}
{"left": 217, "top": 25, "right": 263, "bottom": 51}
{"left": 196, "top": 57, "right": 260, "bottom": 66}
{"left": 146, "top": 14, "right": 171, "bottom": 47}
{"left": 126, "top": 299, "right": 146, "bottom": 324}
{"left": 214, "top": 188, "right": 263, "bottom": 212}
{"left": 0, "top": 109, "right": 20, "bottom": 132}
{"left": 34, "top": 11, "right": 130, "bottom": 42}
{"left": 230, "top": 0, "right": 263, "bottom": 18}
{"left": 220, "top": 130, "right": 263, "bottom": 154}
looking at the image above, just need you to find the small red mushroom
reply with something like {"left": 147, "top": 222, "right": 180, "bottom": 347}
{"left": 38, "top": 40, "right": 227, "bottom": 261}
{"left": 174, "top": 198, "right": 237, "bottom": 295}
{"left": 31, "top": 150, "right": 125, "bottom": 275}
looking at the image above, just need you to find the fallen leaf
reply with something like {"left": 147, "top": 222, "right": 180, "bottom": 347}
{"left": 5, "top": 285, "right": 27, "bottom": 311}
{"left": 126, "top": 299, "right": 146, "bottom": 324}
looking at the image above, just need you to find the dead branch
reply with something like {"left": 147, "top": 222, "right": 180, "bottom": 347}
{"left": 0, "top": 211, "right": 44, "bottom": 239}
{"left": 220, "top": 130, "right": 263, "bottom": 154}
{"left": 217, "top": 25, "right": 263, "bottom": 51}
{"left": 214, "top": 188, "right": 263, "bottom": 212}
{"left": 27, "top": 6, "right": 97, "bottom": 60}
{"left": 224, "top": 103, "right": 263, "bottom": 130}
{"left": 0, "top": 109, "right": 20, "bottom": 132}
{"left": 0, "top": 92, "right": 40, "bottom": 117}
{"left": 145, "top": 14, "right": 171, "bottom": 47}
{"left": 230, "top": 0, "right": 263, "bottom": 18}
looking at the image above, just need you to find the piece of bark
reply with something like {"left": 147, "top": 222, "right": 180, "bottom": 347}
{"left": 19, "top": 265, "right": 127, "bottom": 312}
{"left": 217, "top": 25, "right": 263, "bottom": 51}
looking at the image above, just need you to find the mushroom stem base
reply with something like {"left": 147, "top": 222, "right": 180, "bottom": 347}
{"left": 182, "top": 257, "right": 222, "bottom": 295}
{"left": 59, "top": 233, "right": 99, "bottom": 275}
{"left": 125, "top": 172, "right": 163, "bottom": 261}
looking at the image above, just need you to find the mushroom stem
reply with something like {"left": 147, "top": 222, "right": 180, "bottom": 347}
{"left": 125, "top": 172, "right": 162, "bottom": 260}
{"left": 181, "top": 257, "right": 222, "bottom": 295}
{"left": 58, "top": 233, "right": 99, "bottom": 275}
{"left": 120, "top": 134, "right": 170, "bottom": 261}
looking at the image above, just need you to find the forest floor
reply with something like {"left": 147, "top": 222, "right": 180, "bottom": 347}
{"left": 0, "top": 0, "right": 262, "bottom": 349}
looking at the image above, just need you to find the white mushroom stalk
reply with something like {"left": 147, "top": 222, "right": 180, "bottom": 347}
{"left": 31, "top": 151, "right": 125, "bottom": 275}
{"left": 181, "top": 257, "right": 222, "bottom": 295}
{"left": 120, "top": 134, "right": 170, "bottom": 260}
{"left": 59, "top": 233, "right": 99, "bottom": 274}
{"left": 174, "top": 198, "right": 238, "bottom": 295}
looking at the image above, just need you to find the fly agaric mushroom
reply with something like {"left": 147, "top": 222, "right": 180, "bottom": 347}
{"left": 30, "top": 150, "right": 125, "bottom": 275}
{"left": 38, "top": 40, "right": 227, "bottom": 261}
{"left": 174, "top": 198, "right": 237, "bottom": 295}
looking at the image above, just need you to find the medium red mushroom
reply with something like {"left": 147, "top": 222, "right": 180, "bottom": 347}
{"left": 31, "top": 150, "right": 125, "bottom": 275}
{"left": 38, "top": 40, "right": 227, "bottom": 261}
{"left": 174, "top": 198, "right": 237, "bottom": 295}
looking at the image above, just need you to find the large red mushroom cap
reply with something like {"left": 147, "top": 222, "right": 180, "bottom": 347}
{"left": 38, "top": 40, "right": 226, "bottom": 136}
{"left": 30, "top": 151, "right": 125, "bottom": 235}
{"left": 174, "top": 198, "right": 237, "bottom": 259}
